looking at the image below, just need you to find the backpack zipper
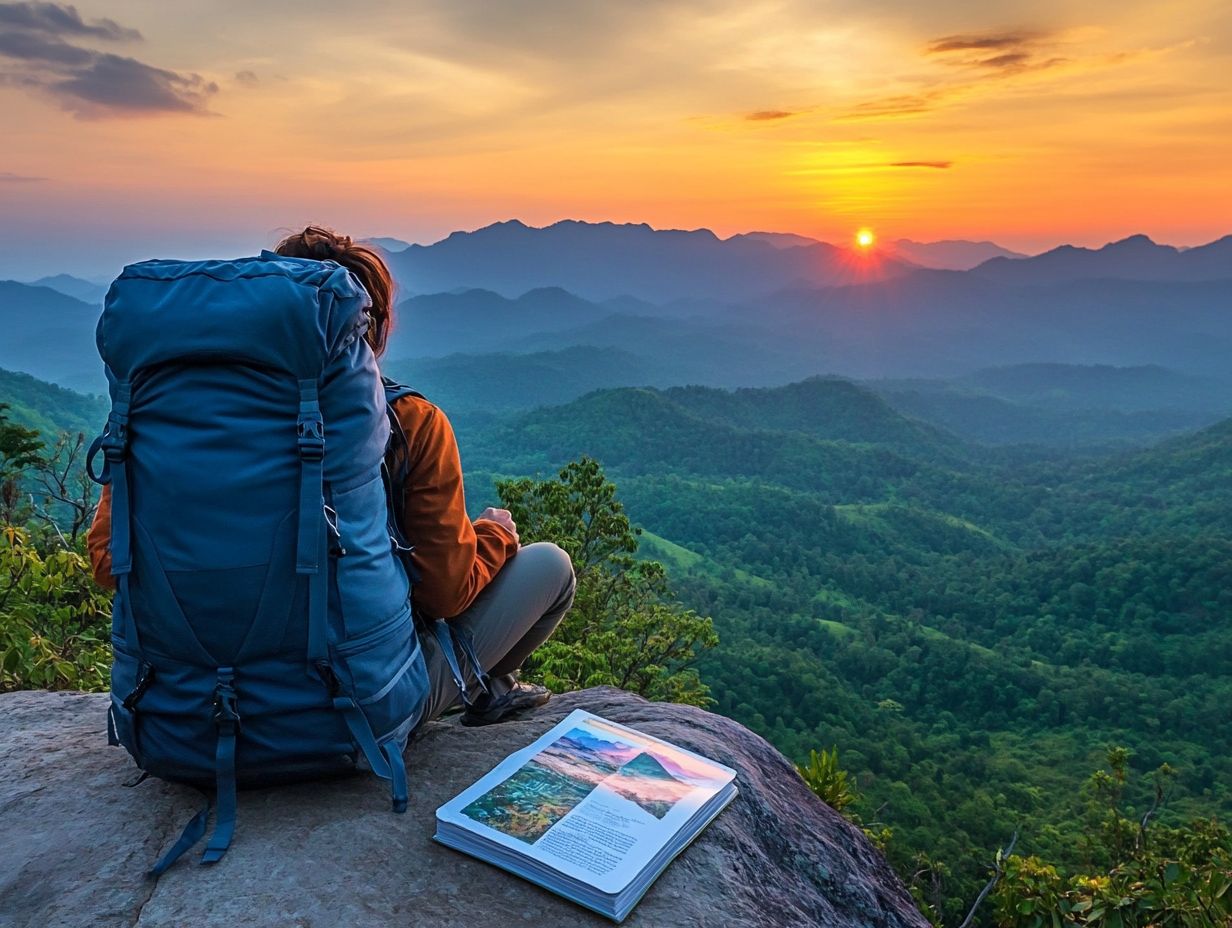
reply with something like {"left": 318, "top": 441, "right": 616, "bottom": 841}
{"left": 122, "top": 661, "right": 156, "bottom": 711}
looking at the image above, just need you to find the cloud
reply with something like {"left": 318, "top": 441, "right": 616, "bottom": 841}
{"left": 234, "top": 69, "right": 258, "bottom": 87}
{"left": 52, "top": 53, "right": 218, "bottom": 115}
{"left": 0, "top": 2, "right": 140, "bottom": 41}
{"left": 0, "top": 170, "right": 45, "bottom": 181}
{"left": 924, "top": 27, "right": 1066, "bottom": 75}
{"left": 0, "top": 28, "right": 94, "bottom": 64}
{"left": 840, "top": 26, "right": 1080, "bottom": 119}
{"left": 745, "top": 109, "right": 795, "bottom": 121}
{"left": 889, "top": 160, "right": 952, "bottom": 168}
{"left": 0, "top": 1, "right": 215, "bottom": 116}
{"left": 927, "top": 31, "right": 1041, "bottom": 54}
{"left": 840, "top": 90, "right": 951, "bottom": 120}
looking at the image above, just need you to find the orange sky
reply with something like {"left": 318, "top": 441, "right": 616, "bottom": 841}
{"left": 1, "top": 0, "right": 1229, "bottom": 278}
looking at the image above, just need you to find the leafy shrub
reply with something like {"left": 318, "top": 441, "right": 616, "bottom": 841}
{"left": 0, "top": 525, "right": 111, "bottom": 692}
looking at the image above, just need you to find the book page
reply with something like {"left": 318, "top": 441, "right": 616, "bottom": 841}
{"left": 436, "top": 709, "right": 737, "bottom": 894}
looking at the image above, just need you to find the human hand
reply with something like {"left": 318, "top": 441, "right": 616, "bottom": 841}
{"left": 477, "top": 507, "right": 519, "bottom": 543}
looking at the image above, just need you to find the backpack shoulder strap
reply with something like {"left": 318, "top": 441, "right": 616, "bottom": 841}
{"left": 381, "top": 375, "right": 427, "bottom": 406}
{"left": 379, "top": 376, "right": 424, "bottom": 586}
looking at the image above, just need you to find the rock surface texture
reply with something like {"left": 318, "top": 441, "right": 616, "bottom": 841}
{"left": 1, "top": 687, "right": 928, "bottom": 928}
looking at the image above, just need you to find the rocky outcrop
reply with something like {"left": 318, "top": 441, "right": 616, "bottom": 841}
{"left": 0, "top": 687, "right": 928, "bottom": 928}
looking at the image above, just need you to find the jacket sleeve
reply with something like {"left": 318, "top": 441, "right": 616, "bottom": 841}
{"left": 87, "top": 483, "right": 116, "bottom": 591}
{"left": 395, "top": 396, "right": 519, "bottom": 619}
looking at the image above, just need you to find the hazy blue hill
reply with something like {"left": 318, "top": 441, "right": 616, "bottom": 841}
{"left": 385, "top": 218, "right": 915, "bottom": 303}
{"left": 873, "top": 383, "right": 1216, "bottom": 448}
{"left": 970, "top": 233, "right": 1232, "bottom": 284}
{"left": 0, "top": 367, "right": 106, "bottom": 437}
{"left": 512, "top": 313, "right": 821, "bottom": 387}
{"left": 757, "top": 274, "right": 1232, "bottom": 380}
{"left": 0, "top": 281, "right": 104, "bottom": 392}
{"left": 386, "top": 286, "right": 609, "bottom": 359}
{"left": 887, "top": 238, "right": 1027, "bottom": 270}
{"left": 28, "top": 274, "right": 108, "bottom": 305}
{"left": 384, "top": 346, "right": 666, "bottom": 413}
{"left": 960, "top": 363, "right": 1226, "bottom": 412}
{"left": 866, "top": 363, "right": 1231, "bottom": 448}
{"left": 727, "top": 231, "right": 821, "bottom": 249}
{"left": 362, "top": 236, "right": 412, "bottom": 253}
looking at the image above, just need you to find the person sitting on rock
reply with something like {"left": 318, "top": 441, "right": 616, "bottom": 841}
{"left": 86, "top": 224, "right": 577, "bottom": 728}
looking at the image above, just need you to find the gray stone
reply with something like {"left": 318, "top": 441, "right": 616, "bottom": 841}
{"left": 0, "top": 687, "right": 928, "bottom": 928}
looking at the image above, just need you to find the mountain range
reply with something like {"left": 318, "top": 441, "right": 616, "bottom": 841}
{"left": 2, "top": 220, "right": 1228, "bottom": 443}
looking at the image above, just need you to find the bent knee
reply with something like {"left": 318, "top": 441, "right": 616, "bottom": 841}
{"left": 519, "top": 541, "right": 576, "bottom": 589}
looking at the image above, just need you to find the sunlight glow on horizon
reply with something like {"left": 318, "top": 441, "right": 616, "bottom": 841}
{"left": 856, "top": 229, "right": 876, "bottom": 250}
{"left": 0, "top": 1, "right": 1228, "bottom": 277}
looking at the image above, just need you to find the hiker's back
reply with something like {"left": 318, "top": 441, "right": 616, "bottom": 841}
{"left": 91, "top": 252, "right": 427, "bottom": 872}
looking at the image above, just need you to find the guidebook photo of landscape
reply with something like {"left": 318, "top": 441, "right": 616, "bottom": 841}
{"left": 436, "top": 710, "right": 738, "bottom": 921}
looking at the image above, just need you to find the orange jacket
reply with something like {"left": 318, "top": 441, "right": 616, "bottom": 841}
{"left": 86, "top": 393, "right": 518, "bottom": 619}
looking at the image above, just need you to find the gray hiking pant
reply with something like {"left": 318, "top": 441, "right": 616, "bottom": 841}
{"left": 419, "top": 541, "right": 576, "bottom": 724}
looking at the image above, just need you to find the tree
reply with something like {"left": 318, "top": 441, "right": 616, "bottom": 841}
{"left": 30, "top": 431, "right": 100, "bottom": 545}
{"left": 0, "top": 404, "right": 44, "bottom": 525}
{"left": 496, "top": 456, "right": 718, "bottom": 706}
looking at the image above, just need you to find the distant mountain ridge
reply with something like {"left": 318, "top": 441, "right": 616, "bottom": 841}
{"left": 0, "top": 281, "right": 104, "bottom": 393}
{"left": 971, "top": 234, "right": 1232, "bottom": 284}
{"left": 27, "top": 274, "right": 108, "bottom": 304}
{"left": 888, "top": 238, "right": 1026, "bottom": 270}
{"left": 384, "top": 218, "right": 917, "bottom": 302}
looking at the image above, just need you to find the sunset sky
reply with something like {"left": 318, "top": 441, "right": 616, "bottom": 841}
{"left": 1, "top": 0, "right": 1229, "bottom": 278}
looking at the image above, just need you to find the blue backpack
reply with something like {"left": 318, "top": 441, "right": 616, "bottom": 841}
{"left": 88, "top": 252, "right": 471, "bottom": 874}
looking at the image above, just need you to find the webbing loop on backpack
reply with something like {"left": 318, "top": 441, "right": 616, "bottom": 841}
{"left": 105, "top": 382, "right": 134, "bottom": 577}
{"left": 87, "top": 381, "right": 131, "bottom": 486}
{"left": 332, "top": 695, "right": 393, "bottom": 779}
{"left": 295, "top": 379, "right": 324, "bottom": 572}
{"left": 145, "top": 667, "right": 238, "bottom": 877}
{"left": 382, "top": 741, "right": 408, "bottom": 814}
{"left": 429, "top": 619, "right": 489, "bottom": 708}
{"left": 93, "top": 381, "right": 143, "bottom": 649}
{"left": 295, "top": 380, "right": 329, "bottom": 666}
{"left": 148, "top": 799, "right": 211, "bottom": 879}
{"left": 201, "top": 668, "right": 239, "bottom": 865}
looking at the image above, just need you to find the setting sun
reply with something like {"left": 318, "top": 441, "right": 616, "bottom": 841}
{"left": 855, "top": 228, "right": 876, "bottom": 249}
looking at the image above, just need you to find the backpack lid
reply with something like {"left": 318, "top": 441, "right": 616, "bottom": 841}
{"left": 98, "top": 251, "right": 371, "bottom": 382}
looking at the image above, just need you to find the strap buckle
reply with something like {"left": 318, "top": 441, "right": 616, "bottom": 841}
{"left": 297, "top": 416, "right": 325, "bottom": 461}
{"left": 100, "top": 414, "right": 129, "bottom": 463}
{"left": 212, "top": 681, "right": 241, "bottom": 734}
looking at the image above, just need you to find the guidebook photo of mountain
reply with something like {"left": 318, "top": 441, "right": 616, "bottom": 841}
{"left": 461, "top": 725, "right": 713, "bottom": 842}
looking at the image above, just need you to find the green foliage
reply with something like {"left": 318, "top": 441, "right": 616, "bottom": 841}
{"left": 992, "top": 752, "right": 1232, "bottom": 928}
{"left": 1, "top": 403, "right": 46, "bottom": 525}
{"left": 0, "top": 524, "right": 111, "bottom": 692}
{"left": 496, "top": 456, "right": 718, "bottom": 706}
{"left": 798, "top": 746, "right": 857, "bottom": 813}
{"left": 0, "top": 368, "right": 106, "bottom": 438}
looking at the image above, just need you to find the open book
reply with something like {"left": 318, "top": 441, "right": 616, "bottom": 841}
{"left": 434, "top": 709, "right": 738, "bottom": 923}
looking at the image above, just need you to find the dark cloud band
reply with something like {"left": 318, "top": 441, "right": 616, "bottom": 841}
{"left": 0, "top": 1, "right": 215, "bottom": 116}
{"left": 0, "top": 2, "right": 141, "bottom": 41}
